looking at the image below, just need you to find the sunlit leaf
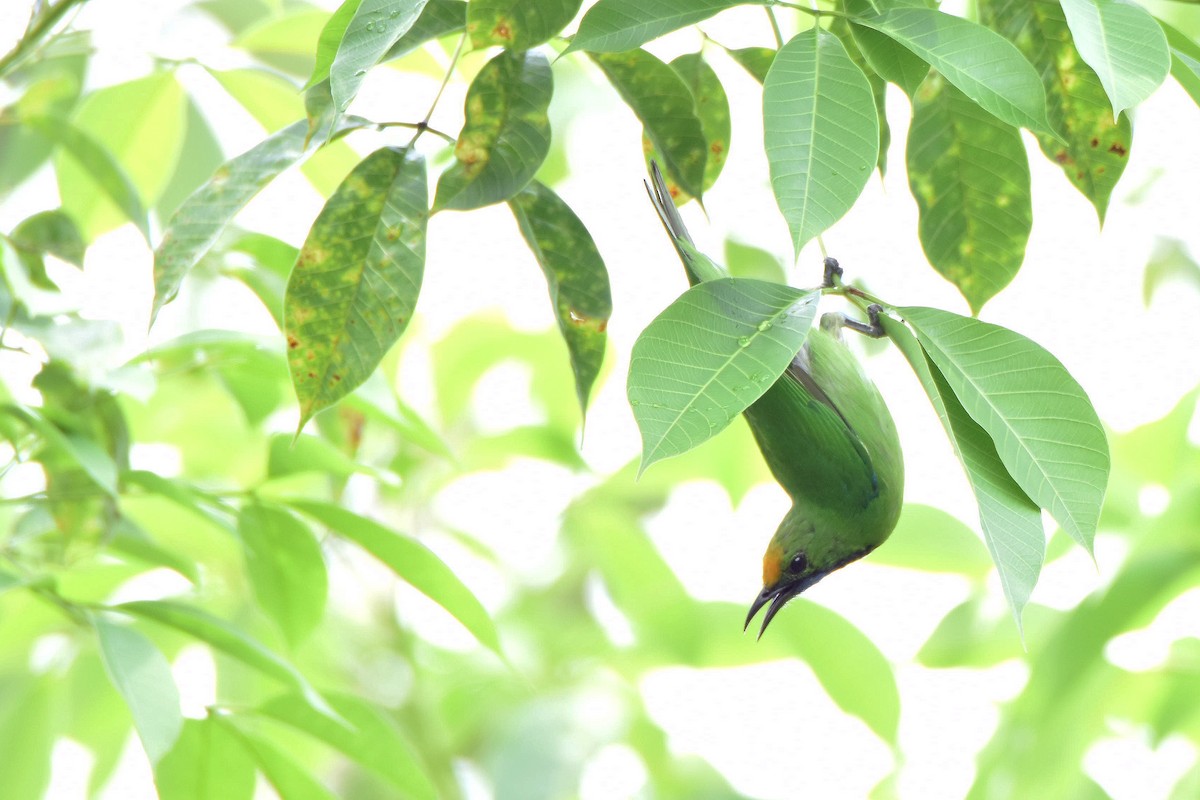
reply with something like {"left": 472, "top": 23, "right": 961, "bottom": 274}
{"left": 109, "top": 518, "right": 201, "bottom": 584}
{"left": 629, "top": 279, "right": 819, "bottom": 472}
{"left": 591, "top": 49, "right": 707, "bottom": 200}
{"left": 643, "top": 53, "right": 730, "bottom": 200}
{"left": 155, "top": 716, "right": 256, "bottom": 800}
{"left": 94, "top": 617, "right": 183, "bottom": 765}
{"left": 305, "top": 0, "right": 363, "bottom": 90}
{"left": 220, "top": 720, "right": 337, "bottom": 800}
{"left": 830, "top": 14, "right": 891, "bottom": 176}
{"left": 509, "top": 180, "right": 612, "bottom": 418}
{"left": 434, "top": 50, "right": 552, "bottom": 210}
{"left": 286, "top": 147, "right": 427, "bottom": 431}
{"left": 854, "top": 8, "right": 1055, "bottom": 135}
{"left": 907, "top": 74, "right": 1031, "bottom": 313}
{"left": 1161, "top": 20, "right": 1200, "bottom": 109}
{"left": 764, "top": 27, "right": 879, "bottom": 257}
{"left": 469, "top": 0, "right": 581, "bottom": 49}
{"left": 2, "top": 404, "right": 117, "bottom": 497}
{"left": 0, "top": 677, "right": 59, "bottom": 799}
{"left": 1059, "top": 0, "right": 1169, "bottom": 119}
{"left": 328, "top": 0, "right": 432, "bottom": 114}
{"left": 235, "top": 9, "right": 328, "bottom": 78}
{"left": 238, "top": 503, "right": 328, "bottom": 648}
{"left": 568, "top": 0, "right": 764, "bottom": 53}
{"left": 726, "top": 46, "right": 775, "bottom": 84}
{"left": 7, "top": 209, "right": 85, "bottom": 291}
{"left": 287, "top": 500, "right": 501, "bottom": 654}
{"left": 723, "top": 238, "right": 786, "bottom": 284}
{"left": 900, "top": 307, "right": 1108, "bottom": 554}
{"left": 868, "top": 503, "right": 993, "bottom": 578}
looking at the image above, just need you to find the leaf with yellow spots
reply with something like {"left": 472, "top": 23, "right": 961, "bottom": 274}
{"left": 285, "top": 147, "right": 427, "bottom": 432}
{"left": 509, "top": 181, "right": 612, "bottom": 420}
{"left": 906, "top": 74, "right": 1031, "bottom": 314}
{"left": 591, "top": 48, "right": 707, "bottom": 201}
{"left": 468, "top": 0, "right": 582, "bottom": 50}
{"left": 641, "top": 53, "right": 730, "bottom": 202}
{"left": 980, "top": 0, "right": 1131, "bottom": 223}
{"left": 434, "top": 50, "right": 552, "bottom": 211}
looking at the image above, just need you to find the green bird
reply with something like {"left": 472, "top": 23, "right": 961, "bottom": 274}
{"left": 645, "top": 164, "right": 904, "bottom": 637}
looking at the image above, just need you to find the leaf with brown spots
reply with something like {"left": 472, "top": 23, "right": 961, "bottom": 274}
{"left": 906, "top": 74, "right": 1031, "bottom": 314}
{"left": 509, "top": 181, "right": 612, "bottom": 420}
{"left": 981, "top": 0, "right": 1131, "bottom": 222}
{"left": 468, "top": 0, "right": 581, "bottom": 50}
{"left": 434, "top": 50, "right": 552, "bottom": 211}
{"left": 285, "top": 147, "right": 427, "bottom": 432}
{"left": 642, "top": 53, "right": 730, "bottom": 202}
{"left": 591, "top": 48, "right": 707, "bottom": 200}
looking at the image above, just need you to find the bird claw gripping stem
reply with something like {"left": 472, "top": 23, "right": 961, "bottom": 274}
{"left": 820, "top": 256, "right": 885, "bottom": 338}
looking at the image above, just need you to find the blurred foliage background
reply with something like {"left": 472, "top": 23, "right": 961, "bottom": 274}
{"left": 2, "top": 1, "right": 1200, "bottom": 798}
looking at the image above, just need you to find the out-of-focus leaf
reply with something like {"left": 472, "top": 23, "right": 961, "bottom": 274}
{"left": 723, "top": 238, "right": 786, "bottom": 284}
{"left": 287, "top": 500, "right": 501, "bottom": 654}
{"left": 469, "top": 0, "right": 581, "bottom": 49}
{"left": 220, "top": 720, "right": 337, "bottom": 800}
{"left": 907, "top": 74, "right": 1031, "bottom": 313}
{"left": 568, "top": 0, "right": 764, "bottom": 53}
{"left": 509, "top": 180, "right": 612, "bottom": 418}
{"left": 258, "top": 691, "right": 437, "bottom": 800}
{"left": 900, "top": 307, "right": 1109, "bottom": 554}
{"left": 221, "top": 231, "right": 299, "bottom": 327}
{"left": 643, "top": 53, "right": 730, "bottom": 200}
{"left": 1163, "top": 20, "right": 1200, "bottom": 108}
{"left": 306, "top": 0, "right": 363, "bottom": 90}
{"left": 286, "top": 147, "right": 427, "bottom": 431}
{"left": 3, "top": 404, "right": 117, "bottom": 496}
{"left": 982, "top": 0, "right": 1131, "bottom": 223}
{"left": 94, "top": 617, "right": 183, "bottom": 765}
{"left": 267, "top": 433, "right": 364, "bottom": 480}
{"left": 764, "top": 27, "right": 879, "bottom": 257}
{"left": 121, "top": 470, "right": 237, "bottom": 534}
{"left": 916, "top": 596, "right": 1056, "bottom": 668}
{"left": 868, "top": 503, "right": 993, "bottom": 577}
{"left": 235, "top": 9, "right": 328, "bottom": 78}
{"left": 434, "top": 50, "right": 552, "bottom": 210}
{"left": 0, "top": 676, "right": 58, "bottom": 800}
{"left": 630, "top": 280, "right": 818, "bottom": 472}
{"left": 328, "top": 0, "right": 432, "bottom": 114}
{"left": 855, "top": 8, "right": 1055, "bottom": 134}
{"left": 7, "top": 209, "right": 85, "bottom": 291}
{"left": 109, "top": 518, "right": 200, "bottom": 584}
{"left": 1143, "top": 237, "right": 1200, "bottom": 305}
{"left": 155, "top": 716, "right": 256, "bottom": 800}
{"left": 727, "top": 46, "right": 775, "bottom": 84}
{"left": 591, "top": 49, "right": 707, "bottom": 200}
{"left": 384, "top": 0, "right": 467, "bottom": 61}
{"left": 238, "top": 503, "right": 328, "bottom": 648}
{"left": 1059, "top": 0, "right": 1169, "bottom": 119}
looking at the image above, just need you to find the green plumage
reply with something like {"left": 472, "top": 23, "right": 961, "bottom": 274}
{"left": 645, "top": 164, "right": 904, "bottom": 635}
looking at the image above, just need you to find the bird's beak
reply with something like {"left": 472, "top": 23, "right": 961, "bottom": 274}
{"left": 744, "top": 573, "right": 823, "bottom": 639}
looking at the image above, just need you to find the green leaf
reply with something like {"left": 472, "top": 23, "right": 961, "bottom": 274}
{"left": 831, "top": 15, "right": 892, "bottom": 176}
{"left": 220, "top": 721, "right": 337, "bottom": 800}
{"left": 286, "top": 147, "right": 427, "bottom": 431}
{"left": 628, "top": 278, "right": 819, "bottom": 472}
{"left": 591, "top": 49, "right": 707, "bottom": 200}
{"left": 868, "top": 503, "right": 993, "bottom": 577}
{"left": 7, "top": 209, "right": 85, "bottom": 291}
{"left": 30, "top": 115, "right": 151, "bottom": 241}
{"left": 643, "top": 53, "right": 731, "bottom": 200}
{"left": 1161, "top": 20, "right": 1200, "bottom": 109}
{"left": 305, "top": 0, "right": 363, "bottom": 90}
{"left": 328, "top": 0, "right": 432, "bottom": 113}
{"left": 855, "top": 8, "right": 1055, "bottom": 135}
{"left": 509, "top": 181, "right": 612, "bottom": 419}
{"left": 94, "top": 617, "right": 183, "bottom": 765}
{"left": 0, "top": 677, "right": 59, "bottom": 800}
{"left": 906, "top": 74, "right": 1031, "bottom": 313}
{"left": 883, "top": 316, "right": 1044, "bottom": 628}
{"left": 238, "top": 503, "right": 328, "bottom": 648}
{"left": 723, "top": 238, "right": 786, "bottom": 283}
{"left": 434, "top": 50, "right": 552, "bottom": 211}
{"left": 109, "top": 518, "right": 201, "bottom": 584}
{"left": 900, "top": 307, "right": 1109, "bottom": 553}
{"left": 2, "top": 404, "right": 117, "bottom": 496}
{"left": 1143, "top": 237, "right": 1200, "bottom": 305}
{"left": 727, "top": 46, "right": 775, "bottom": 84}
{"left": 469, "top": 0, "right": 581, "bottom": 49}
{"left": 384, "top": 0, "right": 467, "bottom": 61}
{"left": 764, "top": 27, "right": 879, "bottom": 257}
{"left": 981, "top": 0, "right": 1131, "bottom": 222}
{"left": 258, "top": 692, "right": 436, "bottom": 799}
{"left": 153, "top": 119, "right": 326, "bottom": 325}
{"left": 568, "top": 0, "right": 764, "bottom": 53}
{"left": 154, "top": 717, "right": 256, "bottom": 800}
{"left": 1059, "top": 0, "right": 1169, "bottom": 118}
{"left": 286, "top": 500, "right": 501, "bottom": 654}
{"left": 115, "top": 600, "right": 342, "bottom": 723}
{"left": 844, "top": 0, "right": 929, "bottom": 96}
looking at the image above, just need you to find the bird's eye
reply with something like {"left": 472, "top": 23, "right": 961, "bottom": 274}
{"left": 789, "top": 554, "right": 807, "bottom": 573}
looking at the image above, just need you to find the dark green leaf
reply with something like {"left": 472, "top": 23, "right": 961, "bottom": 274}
{"left": 643, "top": 53, "right": 731, "bottom": 200}
{"left": 628, "top": 279, "right": 819, "bottom": 471}
{"left": 469, "top": 0, "right": 581, "bottom": 49}
{"left": 1059, "top": 0, "right": 1169, "bottom": 118}
{"left": 94, "top": 617, "right": 183, "bottom": 765}
{"left": 831, "top": 14, "right": 891, "bottom": 176}
{"left": 328, "top": 0, "right": 432, "bottom": 113}
{"left": 286, "top": 147, "right": 427, "bottom": 431}
{"left": 844, "top": 0, "right": 929, "bottom": 96}
{"left": 591, "top": 49, "right": 707, "bottom": 199}
{"left": 907, "top": 74, "right": 1031, "bottom": 313}
{"left": 305, "top": 0, "right": 363, "bottom": 90}
{"left": 509, "top": 180, "right": 612, "bottom": 418}
{"left": 384, "top": 0, "right": 467, "bottom": 61}
{"left": 286, "top": 500, "right": 501, "bottom": 654}
{"left": 900, "top": 307, "right": 1109, "bottom": 554}
{"left": 238, "top": 502, "right": 328, "bottom": 648}
{"left": 434, "top": 50, "right": 553, "bottom": 210}
{"left": 154, "top": 717, "right": 256, "bottom": 800}
{"left": 569, "top": 0, "right": 764, "bottom": 53}
{"left": 764, "top": 27, "right": 879, "bottom": 257}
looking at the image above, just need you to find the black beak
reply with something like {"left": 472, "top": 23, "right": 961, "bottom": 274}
{"left": 744, "top": 574, "right": 823, "bottom": 639}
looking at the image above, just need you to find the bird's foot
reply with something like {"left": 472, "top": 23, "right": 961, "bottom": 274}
{"left": 834, "top": 304, "right": 885, "bottom": 339}
{"left": 821, "top": 257, "right": 842, "bottom": 288}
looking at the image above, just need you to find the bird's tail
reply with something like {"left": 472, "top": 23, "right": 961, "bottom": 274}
{"left": 644, "top": 161, "right": 724, "bottom": 285}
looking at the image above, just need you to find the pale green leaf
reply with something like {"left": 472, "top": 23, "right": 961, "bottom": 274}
{"left": 305, "top": 0, "right": 363, "bottom": 90}
{"left": 154, "top": 717, "right": 256, "bottom": 800}
{"left": 329, "top": 0, "right": 432, "bottom": 113}
{"left": 900, "top": 307, "right": 1109, "bottom": 553}
{"left": 2, "top": 404, "right": 117, "bottom": 496}
{"left": 220, "top": 721, "right": 337, "bottom": 800}
{"left": 844, "top": 0, "right": 929, "bottom": 96}
{"left": 1060, "top": 0, "right": 1169, "bottom": 118}
{"left": 628, "top": 278, "right": 819, "bottom": 471}
{"left": 238, "top": 503, "right": 328, "bottom": 648}
{"left": 286, "top": 147, "right": 427, "bottom": 431}
{"left": 868, "top": 503, "right": 993, "bottom": 578}
{"left": 94, "top": 618, "right": 183, "bottom": 765}
{"left": 469, "top": 0, "right": 581, "bottom": 49}
{"left": 764, "top": 27, "right": 879, "bottom": 257}
{"left": 1161, "top": 20, "right": 1200, "bottom": 109}
{"left": 569, "top": 0, "right": 765, "bottom": 53}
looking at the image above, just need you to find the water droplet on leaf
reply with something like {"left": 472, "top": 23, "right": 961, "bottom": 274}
{"left": 737, "top": 336, "right": 751, "bottom": 347}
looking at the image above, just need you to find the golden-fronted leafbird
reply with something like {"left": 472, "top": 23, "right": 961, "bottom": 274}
{"left": 645, "top": 164, "right": 904, "bottom": 637}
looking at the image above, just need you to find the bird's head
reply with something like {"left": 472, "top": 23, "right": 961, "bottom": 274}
{"left": 745, "top": 508, "right": 869, "bottom": 638}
